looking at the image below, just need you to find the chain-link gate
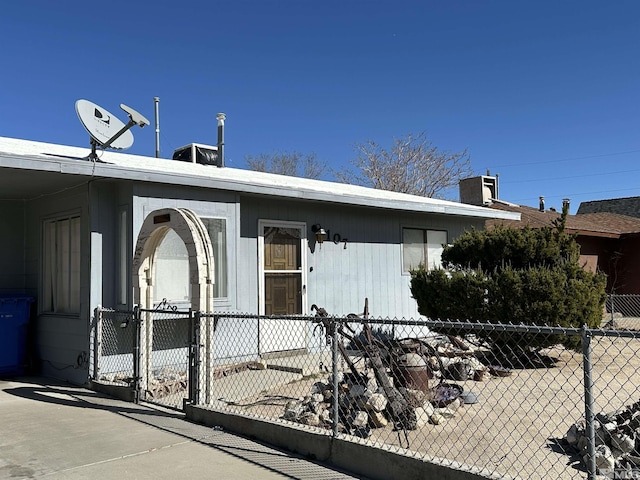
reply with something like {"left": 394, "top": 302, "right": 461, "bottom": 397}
{"left": 92, "top": 303, "right": 199, "bottom": 411}
{"left": 138, "top": 300, "right": 196, "bottom": 410}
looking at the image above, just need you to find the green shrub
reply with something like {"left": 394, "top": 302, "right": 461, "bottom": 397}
{"left": 410, "top": 212, "right": 606, "bottom": 353}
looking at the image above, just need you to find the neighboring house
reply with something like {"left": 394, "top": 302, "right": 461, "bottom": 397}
{"left": 578, "top": 196, "right": 640, "bottom": 219}
{"left": 485, "top": 199, "right": 640, "bottom": 295}
{"left": 0, "top": 137, "right": 518, "bottom": 384}
{"left": 460, "top": 176, "right": 640, "bottom": 295}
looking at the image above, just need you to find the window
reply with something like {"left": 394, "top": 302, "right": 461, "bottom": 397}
{"left": 43, "top": 216, "right": 81, "bottom": 313}
{"left": 402, "top": 228, "right": 447, "bottom": 272}
{"left": 152, "top": 218, "right": 228, "bottom": 303}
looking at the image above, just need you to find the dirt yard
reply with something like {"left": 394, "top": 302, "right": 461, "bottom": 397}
{"left": 221, "top": 332, "right": 640, "bottom": 480}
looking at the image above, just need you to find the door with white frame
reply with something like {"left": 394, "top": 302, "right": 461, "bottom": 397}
{"left": 258, "top": 220, "right": 308, "bottom": 353}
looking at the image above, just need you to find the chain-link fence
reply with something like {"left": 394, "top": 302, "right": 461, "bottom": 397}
{"left": 91, "top": 307, "right": 640, "bottom": 479}
{"left": 605, "top": 294, "right": 640, "bottom": 330}
{"left": 203, "top": 314, "right": 640, "bottom": 480}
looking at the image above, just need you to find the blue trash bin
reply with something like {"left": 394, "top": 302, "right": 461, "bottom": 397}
{"left": 0, "top": 295, "right": 35, "bottom": 376}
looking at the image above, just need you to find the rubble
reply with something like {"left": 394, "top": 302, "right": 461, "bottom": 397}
{"left": 279, "top": 331, "right": 507, "bottom": 434}
{"left": 565, "top": 399, "right": 640, "bottom": 476}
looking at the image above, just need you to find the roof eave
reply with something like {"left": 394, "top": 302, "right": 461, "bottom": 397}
{"left": 0, "top": 146, "right": 520, "bottom": 221}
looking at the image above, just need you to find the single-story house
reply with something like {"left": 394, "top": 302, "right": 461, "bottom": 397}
{"left": 0, "top": 136, "right": 518, "bottom": 384}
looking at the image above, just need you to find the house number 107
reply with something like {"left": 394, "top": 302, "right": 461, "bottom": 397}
{"left": 325, "top": 230, "right": 348, "bottom": 249}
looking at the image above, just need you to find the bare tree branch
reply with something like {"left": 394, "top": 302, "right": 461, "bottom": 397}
{"left": 245, "top": 151, "right": 327, "bottom": 180}
{"left": 336, "top": 132, "right": 474, "bottom": 199}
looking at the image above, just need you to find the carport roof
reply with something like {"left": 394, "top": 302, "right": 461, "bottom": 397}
{"left": 0, "top": 136, "right": 518, "bottom": 220}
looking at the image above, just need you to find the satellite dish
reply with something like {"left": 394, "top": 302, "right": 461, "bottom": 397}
{"left": 75, "top": 99, "right": 150, "bottom": 160}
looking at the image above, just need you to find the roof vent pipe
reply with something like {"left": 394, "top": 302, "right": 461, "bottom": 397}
{"left": 562, "top": 198, "right": 571, "bottom": 214}
{"left": 539, "top": 196, "right": 545, "bottom": 212}
{"left": 216, "top": 113, "right": 226, "bottom": 168}
{"left": 154, "top": 97, "right": 160, "bottom": 158}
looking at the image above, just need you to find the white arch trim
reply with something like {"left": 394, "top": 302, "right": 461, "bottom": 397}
{"left": 132, "top": 207, "right": 214, "bottom": 312}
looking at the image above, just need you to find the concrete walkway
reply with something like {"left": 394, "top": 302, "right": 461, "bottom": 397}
{"left": 0, "top": 377, "right": 363, "bottom": 480}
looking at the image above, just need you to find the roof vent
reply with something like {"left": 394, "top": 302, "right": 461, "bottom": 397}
{"left": 459, "top": 175, "right": 497, "bottom": 206}
{"left": 172, "top": 143, "right": 221, "bottom": 166}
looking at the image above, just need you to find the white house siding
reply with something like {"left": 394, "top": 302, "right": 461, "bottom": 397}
{"left": 239, "top": 195, "right": 485, "bottom": 319}
{"left": 132, "top": 182, "right": 239, "bottom": 312}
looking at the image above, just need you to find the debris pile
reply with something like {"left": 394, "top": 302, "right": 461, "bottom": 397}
{"left": 565, "top": 399, "right": 640, "bottom": 476}
{"left": 282, "top": 332, "right": 503, "bottom": 436}
{"left": 282, "top": 370, "right": 466, "bottom": 437}
{"left": 147, "top": 367, "right": 187, "bottom": 399}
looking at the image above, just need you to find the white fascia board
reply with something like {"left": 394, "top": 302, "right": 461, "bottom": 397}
{"left": 0, "top": 136, "right": 520, "bottom": 221}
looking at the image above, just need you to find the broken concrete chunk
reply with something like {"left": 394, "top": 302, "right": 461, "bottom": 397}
{"left": 566, "top": 423, "right": 583, "bottom": 446}
{"left": 611, "top": 432, "right": 635, "bottom": 455}
{"left": 365, "top": 393, "right": 388, "bottom": 413}
{"left": 368, "top": 410, "right": 388, "bottom": 428}
{"left": 430, "top": 413, "right": 445, "bottom": 425}
{"left": 589, "top": 444, "right": 615, "bottom": 474}
{"left": 351, "top": 410, "right": 369, "bottom": 428}
{"left": 299, "top": 412, "right": 321, "bottom": 427}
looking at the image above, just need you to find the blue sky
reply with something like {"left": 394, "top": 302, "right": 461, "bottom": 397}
{"left": 1, "top": 1, "right": 638, "bottom": 210}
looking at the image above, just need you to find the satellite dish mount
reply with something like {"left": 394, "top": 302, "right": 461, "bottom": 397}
{"left": 76, "top": 99, "right": 150, "bottom": 161}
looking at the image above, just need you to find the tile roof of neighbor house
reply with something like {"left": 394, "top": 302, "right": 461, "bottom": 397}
{"left": 0, "top": 136, "right": 519, "bottom": 220}
{"left": 577, "top": 196, "right": 640, "bottom": 219}
{"left": 488, "top": 201, "right": 640, "bottom": 238}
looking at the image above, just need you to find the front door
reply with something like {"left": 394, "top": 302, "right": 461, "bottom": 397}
{"left": 258, "top": 221, "right": 307, "bottom": 352}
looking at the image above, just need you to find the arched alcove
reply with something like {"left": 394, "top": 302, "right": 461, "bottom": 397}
{"left": 132, "top": 207, "right": 214, "bottom": 312}
{"left": 131, "top": 207, "right": 215, "bottom": 403}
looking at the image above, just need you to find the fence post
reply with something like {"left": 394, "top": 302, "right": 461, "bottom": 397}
{"left": 133, "top": 305, "right": 141, "bottom": 404}
{"left": 188, "top": 310, "right": 201, "bottom": 406}
{"left": 93, "top": 306, "right": 102, "bottom": 380}
{"left": 332, "top": 318, "right": 339, "bottom": 438}
{"left": 582, "top": 324, "right": 596, "bottom": 480}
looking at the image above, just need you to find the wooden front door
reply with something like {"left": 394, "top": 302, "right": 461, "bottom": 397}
{"left": 259, "top": 221, "right": 307, "bottom": 353}
{"left": 263, "top": 226, "right": 303, "bottom": 315}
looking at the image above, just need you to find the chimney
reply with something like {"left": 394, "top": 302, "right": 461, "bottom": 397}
{"left": 539, "top": 196, "right": 545, "bottom": 212}
{"left": 562, "top": 198, "right": 570, "bottom": 214}
{"left": 216, "top": 113, "right": 226, "bottom": 167}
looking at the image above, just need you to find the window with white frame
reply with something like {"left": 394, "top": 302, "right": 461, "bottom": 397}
{"left": 153, "top": 217, "right": 228, "bottom": 303}
{"left": 43, "top": 215, "right": 81, "bottom": 313}
{"left": 402, "top": 228, "right": 447, "bottom": 272}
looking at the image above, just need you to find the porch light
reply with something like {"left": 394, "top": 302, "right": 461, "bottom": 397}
{"left": 311, "top": 224, "right": 327, "bottom": 244}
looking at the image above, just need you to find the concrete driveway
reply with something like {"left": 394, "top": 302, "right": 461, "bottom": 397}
{"left": 0, "top": 377, "right": 363, "bottom": 480}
